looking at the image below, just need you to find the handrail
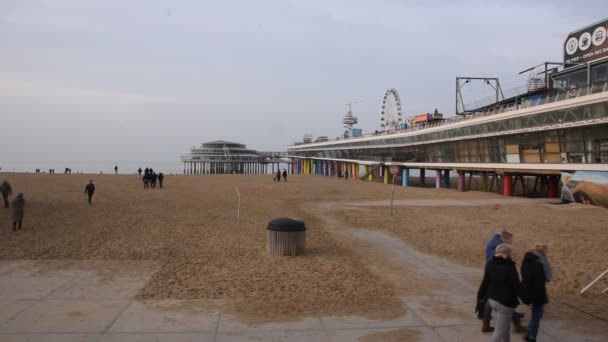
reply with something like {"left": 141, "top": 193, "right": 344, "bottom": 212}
{"left": 290, "top": 80, "right": 608, "bottom": 148}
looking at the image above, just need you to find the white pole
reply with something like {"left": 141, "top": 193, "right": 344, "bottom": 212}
{"left": 602, "top": 287, "right": 608, "bottom": 294}
{"left": 580, "top": 268, "right": 608, "bottom": 294}
{"left": 234, "top": 187, "right": 240, "bottom": 220}
{"left": 390, "top": 174, "right": 395, "bottom": 216}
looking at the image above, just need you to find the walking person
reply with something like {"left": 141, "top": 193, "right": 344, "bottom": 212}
{"left": 143, "top": 173, "right": 150, "bottom": 189}
{"left": 282, "top": 169, "right": 287, "bottom": 182}
{"left": 276, "top": 170, "right": 281, "bottom": 182}
{"left": 11, "top": 193, "right": 25, "bottom": 231}
{"left": 138, "top": 168, "right": 142, "bottom": 178}
{"left": 477, "top": 243, "right": 522, "bottom": 342}
{"left": 114, "top": 165, "right": 118, "bottom": 174}
{"left": 151, "top": 172, "right": 157, "bottom": 188}
{"left": 158, "top": 172, "right": 164, "bottom": 188}
{"left": 84, "top": 180, "right": 95, "bottom": 205}
{"left": 0, "top": 180, "right": 12, "bottom": 208}
{"left": 481, "top": 229, "right": 526, "bottom": 333}
{"left": 521, "top": 244, "right": 551, "bottom": 342}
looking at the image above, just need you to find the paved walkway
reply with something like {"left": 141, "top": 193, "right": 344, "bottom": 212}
{"left": 0, "top": 203, "right": 606, "bottom": 341}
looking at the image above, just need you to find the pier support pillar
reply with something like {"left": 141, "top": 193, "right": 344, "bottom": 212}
{"left": 503, "top": 175, "right": 513, "bottom": 196}
{"left": 457, "top": 171, "right": 465, "bottom": 192}
{"left": 420, "top": 169, "right": 426, "bottom": 185}
{"left": 435, "top": 170, "right": 442, "bottom": 189}
{"left": 443, "top": 170, "right": 450, "bottom": 189}
{"left": 383, "top": 167, "right": 389, "bottom": 184}
{"left": 402, "top": 168, "right": 409, "bottom": 187}
{"left": 482, "top": 173, "right": 489, "bottom": 191}
{"left": 548, "top": 175, "right": 559, "bottom": 198}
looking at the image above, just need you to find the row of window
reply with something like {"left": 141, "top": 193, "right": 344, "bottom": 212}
{"left": 290, "top": 102, "right": 607, "bottom": 153}
{"left": 294, "top": 126, "right": 608, "bottom": 164}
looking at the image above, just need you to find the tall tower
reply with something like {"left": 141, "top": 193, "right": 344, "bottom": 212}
{"left": 342, "top": 102, "right": 359, "bottom": 136}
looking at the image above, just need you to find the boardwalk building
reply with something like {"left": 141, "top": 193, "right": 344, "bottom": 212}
{"left": 288, "top": 18, "right": 608, "bottom": 198}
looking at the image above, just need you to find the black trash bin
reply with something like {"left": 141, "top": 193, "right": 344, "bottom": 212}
{"left": 266, "top": 217, "right": 307, "bottom": 256}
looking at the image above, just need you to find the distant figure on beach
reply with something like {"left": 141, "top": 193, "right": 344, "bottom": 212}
{"left": 151, "top": 172, "right": 157, "bottom": 188}
{"left": 276, "top": 170, "right": 281, "bottom": 182}
{"left": 282, "top": 169, "right": 287, "bottom": 182}
{"left": 114, "top": 165, "right": 118, "bottom": 175}
{"left": 0, "top": 180, "right": 12, "bottom": 208}
{"left": 158, "top": 172, "right": 164, "bottom": 188}
{"left": 142, "top": 173, "right": 150, "bottom": 189}
{"left": 11, "top": 193, "right": 25, "bottom": 231}
{"left": 521, "top": 244, "right": 551, "bottom": 342}
{"left": 138, "top": 168, "right": 142, "bottom": 178}
{"left": 84, "top": 180, "right": 95, "bottom": 205}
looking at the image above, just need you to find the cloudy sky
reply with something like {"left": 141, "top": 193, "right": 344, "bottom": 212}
{"left": 1, "top": 0, "right": 606, "bottom": 169}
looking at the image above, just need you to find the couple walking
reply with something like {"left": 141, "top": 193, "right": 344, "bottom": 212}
{"left": 478, "top": 230, "right": 551, "bottom": 342}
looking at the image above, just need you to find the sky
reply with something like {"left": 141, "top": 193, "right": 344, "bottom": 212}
{"left": 1, "top": 0, "right": 607, "bottom": 170}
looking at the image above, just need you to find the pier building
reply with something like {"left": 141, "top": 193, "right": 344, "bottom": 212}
{"left": 181, "top": 140, "right": 288, "bottom": 175}
{"left": 288, "top": 18, "right": 608, "bottom": 198}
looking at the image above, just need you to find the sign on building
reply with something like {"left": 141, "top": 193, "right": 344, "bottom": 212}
{"left": 564, "top": 18, "right": 608, "bottom": 65}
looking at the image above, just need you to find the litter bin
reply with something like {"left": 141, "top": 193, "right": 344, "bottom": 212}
{"left": 266, "top": 217, "right": 306, "bottom": 256}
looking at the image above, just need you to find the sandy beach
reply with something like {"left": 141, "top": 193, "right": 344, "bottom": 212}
{"left": 0, "top": 173, "right": 606, "bottom": 323}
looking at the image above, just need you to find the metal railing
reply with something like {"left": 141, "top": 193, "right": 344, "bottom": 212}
{"left": 290, "top": 80, "right": 608, "bottom": 148}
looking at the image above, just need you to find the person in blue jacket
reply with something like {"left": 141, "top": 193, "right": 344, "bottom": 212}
{"left": 486, "top": 229, "right": 513, "bottom": 265}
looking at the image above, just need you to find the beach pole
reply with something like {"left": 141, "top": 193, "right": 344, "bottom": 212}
{"left": 235, "top": 187, "right": 240, "bottom": 220}
{"left": 390, "top": 173, "right": 395, "bottom": 216}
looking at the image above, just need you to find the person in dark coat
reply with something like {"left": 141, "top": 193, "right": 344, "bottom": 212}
{"left": 481, "top": 229, "right": 525, "bottom": 333}
{"left": 0, "top": 180, "right": 12, "bottom": 208}
{"left": 151, "top": 172, "right": 157, "bottom": 188}
{"left": 11, "top": 193, "right": 25, "bottom": 231}
{"left": 276, "top": 170, "right": 281, "bottom": 182}
{"left": 138, "top": 168, "right": 143, "bottom": 178}
{"left": 84, "top": 180, "right": 95, "bottom": 205}
{"left": 478, "top": 243, "right": 522, "bottom": 342}
{"left": 521, "top": 244, "right": 551, "bottom": 342}
{"left": 158, "top": 172, "right": 164, "bottom": 188}
{"left": 143, "top": 173, "right": 150, "bottom": 189}
{"left": 114, "top": 165, "right": 118, "bottom": 174}
{"left": 282, "top": 169, "right": 287, "bottom": 182}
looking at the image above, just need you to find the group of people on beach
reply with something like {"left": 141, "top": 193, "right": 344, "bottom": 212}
{"left": 138, "top": 167, "right": 164, "bottom": 189}
{"left": 273, "top": 169, "right": 288, "bottom": 182}
{"left": 477, "top": 229, "right": 551, "bottom": 342}
{"left": 2, "top": 166, "right": 167, "bottom": 232}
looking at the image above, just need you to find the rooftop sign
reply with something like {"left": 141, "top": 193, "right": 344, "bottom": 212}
{"left": 564, "top": 17, "right": 608, "bottom": 65}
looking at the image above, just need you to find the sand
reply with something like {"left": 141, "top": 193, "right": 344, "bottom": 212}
{"left": 0, "top": 173, "right": 606, "bottom": 322}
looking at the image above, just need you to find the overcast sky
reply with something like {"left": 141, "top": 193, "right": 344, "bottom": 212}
{"left": 1, "top": 0, "right": 606, "bottom": 167}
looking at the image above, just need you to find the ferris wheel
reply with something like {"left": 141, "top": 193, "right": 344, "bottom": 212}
{"left": 380, "top": 88, "right": 403, "bottom": 131}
